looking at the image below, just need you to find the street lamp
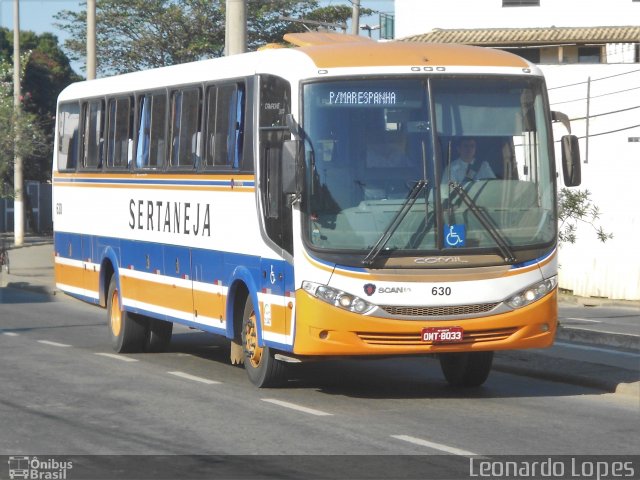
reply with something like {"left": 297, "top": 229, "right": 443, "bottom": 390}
{"left": 360, "top": 24, "right": 381, "bottom": 38}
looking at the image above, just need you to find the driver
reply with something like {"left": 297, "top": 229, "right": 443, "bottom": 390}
{"left": 442, "top": 137, "right": 495, "bottom": 183}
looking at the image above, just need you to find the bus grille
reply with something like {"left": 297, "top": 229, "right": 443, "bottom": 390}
{"left": 356, "top": 327, "right": 518, "bottom": 346}
{"left": 379, "top": 303, "right": 499, "bottom": 317}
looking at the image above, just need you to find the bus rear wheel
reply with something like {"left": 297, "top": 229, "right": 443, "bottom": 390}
{"left": 439, "top": 351, "right": 494, "bottom": 388}
{"left": 241, "top": 296, "right": 286, "bottom": 388}
{"left": 107, "top": 276, "right": 147, "bottom": 353}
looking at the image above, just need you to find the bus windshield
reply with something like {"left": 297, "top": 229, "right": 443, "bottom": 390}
{"left": 302, "top": 77, "right": 555, "bottom": 264}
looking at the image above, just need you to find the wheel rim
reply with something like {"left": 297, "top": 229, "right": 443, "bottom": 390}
{"left": 110, "top": 289, "right": 122, "bottom": 337}
{"left": 244, "top": 309, "right": 263, "bottom": 368}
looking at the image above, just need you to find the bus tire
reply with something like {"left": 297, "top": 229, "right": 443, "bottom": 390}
{"left": 107, "top": 276, "right": 147, "bottom": 353}
{"left": 439, "top": 351, "right": 494, "bottom": 388}
{"left": 145, "top": 318, "right": 173, "bottom": 353}
{"left": 241, "top": 295, "right": 286, "bottom": 388}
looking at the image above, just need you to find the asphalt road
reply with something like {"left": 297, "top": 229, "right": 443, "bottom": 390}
{"left": 1, "top": 286, "right": 637, "bottom": 480}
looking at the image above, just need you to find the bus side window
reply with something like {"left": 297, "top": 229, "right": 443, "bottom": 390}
{"left": 80, "top": 99, "right": 104, "bottom": 170}
{"left": 204, "top": 86, "right": 217, "bottom": 168}
{"left": 136, "top": 92, "right": 167, "bottom": 170}
{"left": 106, "top": 96, "right": 132, "bottom": 169}
{"left": 208, "top": 83, "right": 244, "bottom": 169}
{"left": 215, "top": 85, "right": 234, "bottom": 167}
{"left": 169, "top": 87, "right": 201, "bottom": 169}
{"left": 57, "top": 102, "right": 81, "bottom": 172}
{"left": 136, "top": 95, "right": 150, "bottom": 168}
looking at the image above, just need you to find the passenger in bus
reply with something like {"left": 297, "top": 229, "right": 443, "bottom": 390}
{"left": 441, "top": 137, "right": 495, "bottom": 184}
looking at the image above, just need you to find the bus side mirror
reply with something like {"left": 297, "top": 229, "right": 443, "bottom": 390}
{"left": 282, "top": 139, "right": 302, "bottom": 195}
{"left": 561, "top": 135, "right": 581, "bottom": 187}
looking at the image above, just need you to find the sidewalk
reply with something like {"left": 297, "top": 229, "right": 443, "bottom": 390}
{"left": 0, "top": 234, "right": 56, "bottom": 296}
{"left": 1, "top": 235, "right": 638, "bottom": 398}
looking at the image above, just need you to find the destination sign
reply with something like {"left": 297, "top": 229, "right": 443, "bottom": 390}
{"left": 327, "top": 90, "right": 397, "bottom": 105}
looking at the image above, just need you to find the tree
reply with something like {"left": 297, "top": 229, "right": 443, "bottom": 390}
{"left": 558, "top": 188, "right": 613, "bottom": 245}
{"left": 247, "top": 0, "right": 320, "bottom": 51}
{"left": 0, "top": 51, "right": 46, "bottom": 193}
{"left": 56, "top": 0, "right": 228, "bottom": 75}
{"left": 0, "top": 28, "right": 79, "bottom": 187}
{"left": 54, "top": 0, "right": 375, "bottom": 76}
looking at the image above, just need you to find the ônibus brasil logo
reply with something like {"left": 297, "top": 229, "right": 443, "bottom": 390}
{"left": 7, "top": 456, "right": 73, "bottom": 479}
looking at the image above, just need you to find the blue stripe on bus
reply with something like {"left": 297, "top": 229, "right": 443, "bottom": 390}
{"left": 510, "top": 248, "right": 555, "bottom": 270}
{"left": 53, "top": 177, "right": 255, "bottom": 187}
{"left": 54, "top": 231, "right": 294, "bottom": 350}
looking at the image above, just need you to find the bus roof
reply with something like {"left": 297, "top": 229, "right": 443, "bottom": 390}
{"left": 287, "top": 32, "right": 530, "bottom": 69}
{"left": 57, "top": 35, "right": 534, "bottom": 103}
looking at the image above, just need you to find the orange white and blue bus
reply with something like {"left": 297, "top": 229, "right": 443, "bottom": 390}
{"left": 52, "top": 33, "right": 581, "bottom": 387}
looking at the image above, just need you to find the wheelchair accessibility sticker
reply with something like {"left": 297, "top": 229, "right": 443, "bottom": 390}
{"left": 445, "top": 224, "right": 466, "bottom": 248}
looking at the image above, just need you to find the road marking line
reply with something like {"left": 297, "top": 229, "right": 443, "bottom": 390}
{"left": 37, "top": 340, "right": 71, "bottom": 347}
{"left": 561, "top": 317, "right": 601, "bottom": 323}
{"left": 391, "top": 435, "right": 479, "bottom": 456}
{"left": 1, "top": 332, "right": 19, "bottom": 336}
{"left": 94, "top": 352, "right": 139, "bottom": 362}
{"left": 562, "top": 326, "right": 640, "bottom": 338}
{"left": 261, "top": 398, "right": 333, "bottom": 416}
{"left": 167, "top": 371, "right": 221, "bottom": 385}
{"left": 555, "top": 341, "right": 640, "bottom": 358}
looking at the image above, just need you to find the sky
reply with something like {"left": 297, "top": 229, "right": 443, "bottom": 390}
{"left": 0, "top": 0, "right": 396, "bottom": 74}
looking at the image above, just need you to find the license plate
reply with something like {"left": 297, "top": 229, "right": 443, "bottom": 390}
{"left": 421, "top": 326, "right": 464, "bottom": 343}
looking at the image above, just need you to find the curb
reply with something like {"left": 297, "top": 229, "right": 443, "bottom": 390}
{"left": 557, "top": 325, "right": 640, "bottom": 350}
{"left": 493, "top": 350, "right": 639, "bottom": 399}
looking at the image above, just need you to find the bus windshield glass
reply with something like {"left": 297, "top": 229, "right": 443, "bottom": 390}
{"left": 302, "top": 77, "right": 555, "bottom": 263}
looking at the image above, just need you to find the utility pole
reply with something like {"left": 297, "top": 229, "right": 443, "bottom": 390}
{"left": 13, "top": 0, "right": 23, "bottom": 246}
{"left": 87, "top": 0, "right": 96, "bottom": 79}
{"left": 351, "top": 0, "right": 360, "bottom": 36}
{"left": 226, "top": 0, "right": 247, "bottom": 56}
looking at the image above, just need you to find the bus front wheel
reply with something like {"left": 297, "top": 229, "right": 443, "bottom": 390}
{"left": 107, "top": 276, "right": 147, "bottom": 353}
{"left": 439, "top": 351, "right": 494, "bottom": 387}
{"left": 241, "top": 296, "right": 286, "bottom": 387}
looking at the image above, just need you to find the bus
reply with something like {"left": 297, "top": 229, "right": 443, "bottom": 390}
{"left": 52, "top": 32, "right": 581, "bottom": 388}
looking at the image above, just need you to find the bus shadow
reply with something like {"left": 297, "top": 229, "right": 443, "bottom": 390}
{"left": 167, "top": 330, "right": 232, "bottom": 363}
{"left": 165, "top": 331, "right": 607, "bottom": 399}
{"left": 283, "top": 358, "right": 608, "bottom": 399}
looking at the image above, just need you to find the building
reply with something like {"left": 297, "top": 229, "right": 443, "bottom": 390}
{"left": 393, "top": 0, "right": 640, "bottom": 300}
{"left": 396, "top": 0, "right": 640, "bottom": 64}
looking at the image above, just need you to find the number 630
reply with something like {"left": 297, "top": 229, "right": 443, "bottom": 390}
{"left": 431, "top": 286, "right": 451, "bottom": 296}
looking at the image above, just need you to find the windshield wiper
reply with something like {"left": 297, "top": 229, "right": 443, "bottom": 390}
{"left": 449, "top": 182, "right": 516, "bottom": 263}
{"left": 362, "top": 180, "right": 427, "bottom": 266}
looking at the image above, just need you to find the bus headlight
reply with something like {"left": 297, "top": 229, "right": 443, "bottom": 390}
{"left": 506, "top": 276, "right": 557, "bottom": 309}
{"left": 302, "top": 281, "right": 375, "bottom": 314}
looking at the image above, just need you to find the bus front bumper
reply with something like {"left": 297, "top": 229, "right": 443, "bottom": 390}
{"left": 292, "top": 289, "right": 557, "bottom": 356}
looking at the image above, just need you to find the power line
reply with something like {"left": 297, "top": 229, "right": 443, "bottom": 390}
{"left": 581, "top": 123, "right": 640, "bottom": 139}
{"left": 569, "top": 104, "right": 640, "bottom": 122}
{"left": 547, "top": 67, "right": 640, "bottom": 90}
{"left": 550, "top": 84, "right": 640, "bottom": 106}
{"left": 555, "top": 123, "right": 640, "bottom": 142}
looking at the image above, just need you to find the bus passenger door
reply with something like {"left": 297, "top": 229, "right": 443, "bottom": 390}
{"left": 260, "top": 259, "right": 289, "bottom": 347}
{"left": 257, "top": 74, "right": 294, "bottom": 348}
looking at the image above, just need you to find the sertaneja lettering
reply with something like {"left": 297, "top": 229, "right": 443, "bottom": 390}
{"left": 129, "top": 199, "right": 211, "bottom": 236}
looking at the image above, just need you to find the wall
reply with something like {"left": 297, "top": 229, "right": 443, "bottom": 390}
{"left": 396, "top": 0, "right": 640, "bottom": 38}
{"left": 541, "top": 64, "right": 640, "bottom": 300}
{"left": 0, "top": 182, "right": 53, "bottom": 234}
